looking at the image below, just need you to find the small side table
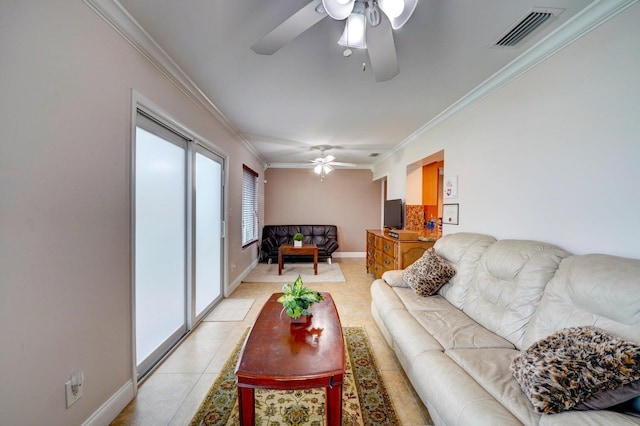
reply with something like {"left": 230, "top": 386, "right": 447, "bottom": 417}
{"left": 278, "top": 243, "right": 318, "bottom": 275}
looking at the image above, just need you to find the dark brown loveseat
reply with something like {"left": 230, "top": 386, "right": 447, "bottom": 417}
{"left": 260, "top": 225, "right": 339, "bottom": 264}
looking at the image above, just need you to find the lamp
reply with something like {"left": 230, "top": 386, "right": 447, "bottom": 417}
{"left": 338, "top": 13, "right": 367, "bottom": 49}
{"left": 314, "top": 164, "right": 333, "bottom": 181}
{"left": 378, "top": 0, "right": 418, "bottom": 29}
{"left": 322, "top": 0, "right": 355, "bottom": 20}
{"left": 378, "top": 0, "right": 403, "bottom": 18}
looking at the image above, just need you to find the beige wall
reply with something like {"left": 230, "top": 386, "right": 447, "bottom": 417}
{"left": 0, "top": 1, "right": 262, "bottom": 424}
{"left": 264, "top": 169, "right": 381, "bottom": 253}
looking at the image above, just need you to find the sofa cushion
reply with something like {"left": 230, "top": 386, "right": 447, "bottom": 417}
{"left": 446, "top": 348, "right": 541, "bottom": 426}
{"left": 434, "top": 233, "right": 497, "bottom": 309}
{"left": 522, "top": 254, "right": 640, "bottom": 350}
{"left": 410, "top": 350, "right": 524, "bottom": 426}
{"left": 510, "top": 326, "right": 640, "bottom": 414}
{"left": 462, "top": 239, "right": 571, "bottom": 349}
{"left": 393, "top": 288, "right": 515, "bottom": 350}
{"left": 402, "top": 248, "right": 456, "bottom": 296}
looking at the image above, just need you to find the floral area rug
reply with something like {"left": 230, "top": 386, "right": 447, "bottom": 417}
{"left": 189, "top": 327, "right": 399, "bottom": 426}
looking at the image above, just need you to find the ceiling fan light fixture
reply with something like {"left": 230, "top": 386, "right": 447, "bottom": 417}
{"left": 314, "top": 164, "right": 323, "bottom": 174}
{"left": 338, "top": 13, "right": 367, "bottom": 49}
{"left": 324, "top": 164, "right": 334, "bottom": 173}
{"left": 386, "top": 0, "right": 418, "bottom": 29}
{"left": 322, "top": 0, "right": 355, "bottom": 20}
{"left": 378, "top": 0, "right": 404, "bottom": 18}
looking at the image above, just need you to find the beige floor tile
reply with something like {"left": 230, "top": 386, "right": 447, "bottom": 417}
{"left": 168, "top": 373, "right": 218, "bottom": 426}
{"left": 111, "top": 258, "right": 432, "bottom": 425}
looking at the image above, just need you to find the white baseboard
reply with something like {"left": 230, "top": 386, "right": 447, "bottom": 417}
{"left": 333, "top": 252, "right": 365, "bottom": 258}
{"left": 226, "top": 259, "right": 259, "bottom": 296}
{"left": 82, "top": 380, "right": 135, "bottom": 426}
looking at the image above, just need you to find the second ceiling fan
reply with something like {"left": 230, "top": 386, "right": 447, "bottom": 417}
{"left": 308, "top": 146, "right": 357, "bottom": 181}
{"left": 251, "top": 0, "right": 419, "bottom": 82}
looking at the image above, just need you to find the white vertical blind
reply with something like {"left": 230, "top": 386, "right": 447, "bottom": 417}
{"left": 242, "top": 165, "right": 258, "bottom": 246}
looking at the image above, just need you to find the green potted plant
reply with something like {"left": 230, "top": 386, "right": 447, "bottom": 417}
{"left": 277, "top": 275, "right": 324, "bottom": 322}
{"left": 293, "top": 232, "right": 304, "bottom": 248}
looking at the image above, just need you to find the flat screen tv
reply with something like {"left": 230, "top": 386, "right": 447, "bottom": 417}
{"left": 384, "top": 198, "right": 403, "bottom": 230}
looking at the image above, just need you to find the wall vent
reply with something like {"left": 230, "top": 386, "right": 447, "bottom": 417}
{"left": 494, "top": 7, "right": 564, "bottom": 47}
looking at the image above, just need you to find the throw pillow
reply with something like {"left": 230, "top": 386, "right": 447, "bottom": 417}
{"left": 401, "top": 248, "right": 456, "bottom": 296}
{"left": 510, "top": 326, "right": 640, "bottom": 414}
{"left": 573, "top": 379, "right": 640, "bottom": 411}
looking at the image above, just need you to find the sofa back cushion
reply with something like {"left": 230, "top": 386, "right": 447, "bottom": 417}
{"left": 522, "top": 254, "right": 640, "bottom": 349}
{"left": 262, "top": 225, "right": 337, "bottom": 246}
{"left": 434, "top": 233, "right": 497, "bottom": 309}
{"left": 462, "top": 240, "right": 571, "bottom": 349}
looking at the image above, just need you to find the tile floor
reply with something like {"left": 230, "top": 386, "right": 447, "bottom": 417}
{"left": 111, "top": 258, "right": 432, "bottom": 425}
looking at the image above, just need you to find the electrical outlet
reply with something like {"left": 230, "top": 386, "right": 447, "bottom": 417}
{"left": 65, "top": 380, "right": 82, "bottom": 408}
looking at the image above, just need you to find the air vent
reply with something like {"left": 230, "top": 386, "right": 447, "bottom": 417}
{"left": 494, "top": 7, "right": 564, "bottom": 47}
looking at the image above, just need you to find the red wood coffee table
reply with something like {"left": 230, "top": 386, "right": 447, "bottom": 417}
{"left": 278, "top": 243, "right": 318, "bottom": 275}
{"left": 235, "top": 292, "right": 344, "bottom": 426}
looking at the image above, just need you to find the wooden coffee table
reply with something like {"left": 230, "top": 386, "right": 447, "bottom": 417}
{"left": 235, "top": 292, "right": 344, "bottom": 426}
{"left": 278, "top": 243, "right": 318, "bottom": 275}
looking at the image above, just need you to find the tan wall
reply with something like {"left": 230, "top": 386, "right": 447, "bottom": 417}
{"left": 264, "top": 169, "right": 381, "bottom": 253}
{"left": 0, "top": 1, "right": 262, "bottom": 424}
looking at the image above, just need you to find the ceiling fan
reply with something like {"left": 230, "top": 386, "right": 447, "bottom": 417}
{"left": 251, "top": 0, "right": 419, "bottom": 82}
{"left": 308, "top": 146, "right": 357, "bottom": 181}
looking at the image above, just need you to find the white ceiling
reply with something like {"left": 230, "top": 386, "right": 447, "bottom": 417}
{"left": 113, "top": 0, "right": 594, "bottom": 168}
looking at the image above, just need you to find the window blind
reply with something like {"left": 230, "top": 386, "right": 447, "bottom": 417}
{"left": 242, "top": 165, "right": 258, "bottom": 246}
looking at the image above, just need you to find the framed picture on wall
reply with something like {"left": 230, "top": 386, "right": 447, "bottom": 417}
{"left": 442, "top": 204, "right": 459, "bottom": 225}
{"left": 444, "top": 175, "right": 458, "bottom": 198}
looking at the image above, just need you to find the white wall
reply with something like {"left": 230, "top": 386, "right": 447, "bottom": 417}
{"left": 0, "top": 1, "right": 262, "bottom": 424}
{"left": 374, "top": 3, "right": 640, "bottom": 259}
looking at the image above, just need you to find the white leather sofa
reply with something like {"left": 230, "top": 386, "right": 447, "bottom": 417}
{"left": 371, "top": 232, "right": 640, "bottom": 425}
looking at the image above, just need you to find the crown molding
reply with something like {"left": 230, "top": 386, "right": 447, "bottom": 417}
{"left": 83, "top": 0, "right": 636, "bottom": 169}
{"left": 373, "top": 0, "right": 638, "bottom": 167}
{"left": 265, "top": 163, "right": 373, "bottom": 170}
{"left": 83, "top": 0, "right": 265, "bottom": 162}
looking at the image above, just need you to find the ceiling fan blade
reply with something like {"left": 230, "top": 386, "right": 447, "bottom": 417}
{"left": 251, "top": 0, "right": 327, "bottom": 55}
{"left": 324, "top": 155, "right": 336, "bottom": 162}
{"left": 366, "top": 13, "right": 399, "bottom": 82}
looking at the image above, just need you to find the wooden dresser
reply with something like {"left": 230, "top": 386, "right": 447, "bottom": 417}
{"left": 366, "top": 230, "right": 437, "bottom": 279}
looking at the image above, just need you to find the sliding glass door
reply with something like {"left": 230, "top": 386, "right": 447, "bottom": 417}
{"left": 194, "top": 148, "right": 223, "bottom": 318}
{"left": 134, "top": 115, "right": 187, "bottom": 378}
{"left": 134, "top": 108, "right": 225, "bottom": 379}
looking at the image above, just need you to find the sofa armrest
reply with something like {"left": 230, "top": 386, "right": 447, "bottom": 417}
{"left": 324, "top": 238, "right": 339, "bottom": 254}
{"left": 381, "top": 270, "right": 408, "bottom": 287}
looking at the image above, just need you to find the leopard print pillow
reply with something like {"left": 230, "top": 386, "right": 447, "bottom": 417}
{"left": 510, "top": 326, "right": 640, "bottom": 414}
{"left": 402, "top": 248, "right": 456, "bottom": 296}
